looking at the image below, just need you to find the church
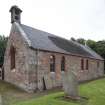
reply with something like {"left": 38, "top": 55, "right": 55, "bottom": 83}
{"left": 3, "top": 6, "right": 104, "bottom": 92}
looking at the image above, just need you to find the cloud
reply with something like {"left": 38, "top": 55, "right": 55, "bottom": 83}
{"left": 0, "top": 0, "right": 105, "bottom": 41}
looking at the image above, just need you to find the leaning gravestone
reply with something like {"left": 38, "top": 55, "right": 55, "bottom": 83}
{"left": 44, "top": 75, "right": 52, "bottom": 89}
{"left": 62, "top": 70, "right": 79, "bottom": 99}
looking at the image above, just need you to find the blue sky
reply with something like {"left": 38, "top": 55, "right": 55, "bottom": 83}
{"left": 0, "top": 0, "right": 105, "bottom": 41}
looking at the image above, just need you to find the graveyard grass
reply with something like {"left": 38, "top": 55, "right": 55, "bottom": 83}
{"left": 14, "top": 78, "right": 105, "bottom": 105}
{"left": 1, "top": 78, "right": 105, "bottom": 105}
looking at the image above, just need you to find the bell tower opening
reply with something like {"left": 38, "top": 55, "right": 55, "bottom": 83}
{"left": 9, "top": 5, "right": 22, "bottom": 24}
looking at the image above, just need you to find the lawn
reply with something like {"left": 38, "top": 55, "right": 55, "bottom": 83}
{"left": 0, "top": 80, "right": 61, "bottom": 105}
{"left": 0, "top": 78, "right": 105, "bottom": 105}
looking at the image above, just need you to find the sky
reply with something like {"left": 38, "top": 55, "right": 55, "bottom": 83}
{"left": 0, "top": 0, "right": 105, "bottom": 41}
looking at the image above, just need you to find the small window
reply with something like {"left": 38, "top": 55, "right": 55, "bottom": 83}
{"left": 61, "top": 56, "right": 65, "bottom": 71}
{"left": 10, "top": 46, "right": 16, "bottom": 70}
{"left": 81, "top": 59, "right": 84, "bottom": 70}
{"left": 86, "top": 59, "right": 89, "bottom": 70}
{"left": 15, "top": 16, "right": 19, "bottom": 20}
{"left": 50, "top": 55, "right": 55, "bottom": 72}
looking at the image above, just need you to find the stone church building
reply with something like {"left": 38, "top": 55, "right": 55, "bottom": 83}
{"left": 3, "top": 6, "right": 104, "bottom": 92}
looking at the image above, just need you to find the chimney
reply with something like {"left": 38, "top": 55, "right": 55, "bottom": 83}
{"left": 9, "top": 5, "right": 22, "bottom": 24}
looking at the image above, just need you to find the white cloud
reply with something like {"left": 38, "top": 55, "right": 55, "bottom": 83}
{"left": 0, "top": 0, "right": 105, "bottom": 41}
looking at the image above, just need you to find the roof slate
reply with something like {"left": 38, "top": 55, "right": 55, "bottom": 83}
{"left": 19, "top": 23, "right": 103, "bottom": 60}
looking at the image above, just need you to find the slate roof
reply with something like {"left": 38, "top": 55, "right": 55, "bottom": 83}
{"left": 17, "top": 23, "right": 103, "bottom": 60}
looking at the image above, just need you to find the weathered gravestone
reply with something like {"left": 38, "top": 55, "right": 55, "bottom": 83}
{"left": 44, "top": 75, "right": 52, "bottom": 90}
{"left": 62, "top": 70, "right": 79, "bottom": 99}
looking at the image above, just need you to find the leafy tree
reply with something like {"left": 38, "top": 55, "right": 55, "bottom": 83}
{"left": 95, "top": 40, "right": 105, "bottom": 58}
{"left": 77, "top": 38, "right": 86, "bottom": 45}
{"left": 0, "top": 35, "right": 8, "bottom": 67}
{"left": 87, "top": 40, "right": 97, "bottom": 51}
{"left": 95, "top": 41, "right": 105, "bottom": 70}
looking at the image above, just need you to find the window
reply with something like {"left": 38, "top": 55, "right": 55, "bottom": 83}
{"left": 15, "top": 16, "right": 19, "bottom": 20}
{"left": 61, "top": 56, "right": 65, "bottom": 71}
{"left": 81, "top": 59, "right": 84, "bottom": 70}
{"left": 86, "top": 59, "right": 89, "bottom": 70}
{"left": 50, "top": 55, "right": 55, "bottom": 72}
{"left": 10, "top": 46, "right": 16, "bottom": 70}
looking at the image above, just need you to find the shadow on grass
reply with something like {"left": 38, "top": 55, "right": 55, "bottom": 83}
{"left": 55, "top": 95, "right": 89, "bottom": 105}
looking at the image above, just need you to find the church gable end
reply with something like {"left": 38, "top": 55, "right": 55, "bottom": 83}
{"left": 3, "top": 22, "right": 34, "bottom": 92}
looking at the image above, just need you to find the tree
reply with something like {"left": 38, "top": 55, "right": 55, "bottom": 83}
{"left": 0, "top": 35, "right": 8, "bottom": 67}
{"left": 95, "top": 40, "right": 105, "bottom": 58}
{"left": 77, "top": 38, "right": 86, "bottom": 45}
{"left": 86, "top": 40, "right": 97, "bottom": 51}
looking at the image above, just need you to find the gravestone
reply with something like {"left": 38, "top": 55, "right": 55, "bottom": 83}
{"left": 44, "top": 75, "right": 52, "bottom": 89}
{"left": 38, "top": 74, "right": 53, "bottom": 91}
{"left": 62, "top": 70, "right": 79, "bottom": 99}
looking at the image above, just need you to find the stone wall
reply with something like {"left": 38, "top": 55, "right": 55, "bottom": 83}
{"left": 26, "top": 48, "right": 37, "bottom": 92}
{"left": 3, "top": 24, "right": 104, "bottom": 92}
{"left": 3, "top": 29, "right": 33, "bottom": 92}
{"left": 34, "top": 50, "right": 104, "bottom": 90}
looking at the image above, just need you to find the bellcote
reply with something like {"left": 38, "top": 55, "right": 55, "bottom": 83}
{"left": 9, "top": 5, "right": 22, "bottom": 24}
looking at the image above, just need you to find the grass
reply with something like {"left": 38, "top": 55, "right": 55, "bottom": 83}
{"left": 0, "top": 78, "right": 105, "bottom": 105}
{"left": 80, "top": 78, "right": 105, "bottom": 105}
{"left": 0, "top": 80, "right": 62, "bottom": 105}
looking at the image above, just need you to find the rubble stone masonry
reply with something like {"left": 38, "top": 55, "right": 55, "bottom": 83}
{"left": 4, "top": 31, "right": 104, "bottom": 92}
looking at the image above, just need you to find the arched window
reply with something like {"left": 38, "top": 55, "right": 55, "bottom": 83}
{"left": 81, "top": 59, "right": 84, "bottom": 70}
{"left": 50, "top": 55, "right": 55, "bottom": 72}
{"left": 10, "top": 46, "right": 16, "bottom": 70}
{"left": 61, "top": 56, "right": 65, "bottom": 71}
{"left": 86, "top": 59, "right": 89, "bottom": 70}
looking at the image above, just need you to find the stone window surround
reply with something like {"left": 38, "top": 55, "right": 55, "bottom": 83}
{"left": 10, "top": 45, "right": 16, "bottom": 70}
{"left": 81, "top": 58, "right": 90, "bottom": 71}
{"left": 49, "top": 55, "right": 66, "bottom": 73}
{"left": 61, "top": 56, "right": 65, "bottom": 72}
{"left": 50, "top": 55, "right": 55, "bottom": 72}
{"left": 86, "top": 59, "right": 89, "bottom": 70}
{"left": 81, "top": 59, "right": 84, "bottom": 70}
